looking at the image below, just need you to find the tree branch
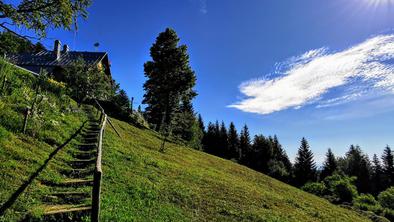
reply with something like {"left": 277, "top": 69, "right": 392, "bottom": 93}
{"left": 0, "top": 1, "right": 59, "bottom": 18}
{"left": 0, "top": 23, "right": 39, "bottom": 40}
{"left": 17, "top": 1, "right": 59, "bottom": 14}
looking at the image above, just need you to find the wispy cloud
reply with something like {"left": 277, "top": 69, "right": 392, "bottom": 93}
{"left": 229, "top": 34, "right": 394, "bottom": 115}
{"left": 199, "top": 0, "right": 207, "bottom": 14}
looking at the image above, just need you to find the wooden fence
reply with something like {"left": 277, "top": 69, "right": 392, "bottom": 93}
{"left": 91, "top": 109, "right": 107, "bottom": 222}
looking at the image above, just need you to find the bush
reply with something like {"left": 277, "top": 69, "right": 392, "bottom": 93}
{"left": 379, "top": 187, "right": 394, "bottom": 210}
{"left": 382, "top": 208, "right": 394, "bottom": 222}
{"left": 354, "top": 194, "right": 382, "bottom": 213}
{"left": 302, "top": 182, "right": 327, "bottom": 197}
{"left": 324, "top": 173, "right": 358, "bottom": 204}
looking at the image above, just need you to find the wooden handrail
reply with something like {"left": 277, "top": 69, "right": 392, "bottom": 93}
{"left": 91, "top": 113, "right": 106, "bottom": 222}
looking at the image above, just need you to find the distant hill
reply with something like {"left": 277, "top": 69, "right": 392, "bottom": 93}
{"left": 100, "top": 118, "right": 371, "bottom": 221}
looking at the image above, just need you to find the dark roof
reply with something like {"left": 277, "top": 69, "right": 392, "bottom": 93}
{"left": 7, "top": 51, "right": 107, "bottom": 67}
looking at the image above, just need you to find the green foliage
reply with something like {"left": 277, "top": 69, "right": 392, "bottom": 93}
{"left": 0, "top": 31, "right": 45, "bottom": 55}
{"left": 353, "top": 194, "right": 382, "bottom": 214}
{"left": 143, "top": 28, "right": 197, "bottom": 133}
{"left": 302, "top": 182, "right": 327, "bottom": 197}
{"left": 239, "top": 125, "right": 251, "bottom": 164}
{"left": 324, "top": 173, "right": 358, "bottom": 204}
{"left": 64, "top": 58, "right": 113, "bottom": 104}
{"left": 185, "top": 119, "right": 203, "bottom": 150}
{"left": 382, "top": 146, "right": 394, "bottom": 188}
{"left": 227, "top": 122, "right": 239, "bottom": 160}
{"left": 321, "top": 148, "right": 338, "bottom": 180}
{"left": 378, "top": 187, "right": 394, "bottom": 210}
{"left": 99, "top": 117, "right": 370, "bottom": 221}
{"left": 382, "top": 208, "right": 394, "bottom": 222}
{"left": 293, "top": 137, "right": 316, "bottom": 187}
{"left": 0, "top": 0, "right": 91, "bottom": 38}
{"left": 341, "top": 145, "right": 372, "bottom": 193}
{"left": 0, "top": 58, "right": 88, "bottom": 221}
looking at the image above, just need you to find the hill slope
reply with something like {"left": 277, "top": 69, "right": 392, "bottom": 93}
{"left": 101, "top": 118, "right": 370, "bottom": 222}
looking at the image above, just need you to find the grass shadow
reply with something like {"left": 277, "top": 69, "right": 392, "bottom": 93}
{"left": 0, "top": 121, "right": 87, "bottom": 216}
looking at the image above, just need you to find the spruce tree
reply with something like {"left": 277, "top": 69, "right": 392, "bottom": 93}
{"left": 251, "top": 134, "right": 271, "bottom": 172}
{"left": 321, "top": 148, "right": 338, "bottom": 180}
{"left": 203, "top": 122, "right": 216, "bottom": 154}
{"left": 293, "top": 137, "right": 316, "bottom": 187}
{"left": 219, "top": 121, "right": 229, "bottom": 158}
{"left": 239, "top": 125, "right": 252, "bottom": 165}
{"left": 344, "top": 145, "right": 371, "bottom": 193}
{"left": 382, "top": 145, "right": 394, "bottom": 188}
{"left": 197, "top": 114, "right": 205, "bottom": 134}
{"left": 227, "top": 122, "right": 240, "bottom": 160}
{"left": 372, "top": 154, "right": 384, "bottom": 195}
{"left": 143, "top": 28, "right": 197, "bottom": 133}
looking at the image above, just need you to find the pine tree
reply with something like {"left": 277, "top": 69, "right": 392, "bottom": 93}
{"left": 227, "top": 122, "right": 240, "bottom": 160}
{"left": 273, "top": 135, "right": 292, "bottom": 177}
{"left": 197, "top": 114, "right": 205, "bottom": 134}
{"left": 143, "top": 28, "right": 197, "bottom": 133}
{"left": 203, "top": 122, "right": 216, "bottom": 154}
{"left": 251, "top": 134, "right": 271, "bottom": 172}
{"left": 219, "top": 121, "right": 229, "bottom": 158}
{"left": 382, "top": 145, "right": 394, "bottom": 188}
{"left": 172, "top": 101, "right": 196, "bottom": 141}
{"left": 321, "top": 148, "right": 338, "bottom": 180}
{"left": 293, "top": 137, "right": 316, "bottom": 187}
{"left": 372, "top": 154, "right": 384, "bottom": 195}
{"left": 343, "top": 145, "right": 371, "bottom": 193}
{"left": 239, "top": 125, "right": 252, "bottom": 165}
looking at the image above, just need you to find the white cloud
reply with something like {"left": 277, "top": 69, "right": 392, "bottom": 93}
{"left": 229, "top": 34, "right": 394, "bottom": 115}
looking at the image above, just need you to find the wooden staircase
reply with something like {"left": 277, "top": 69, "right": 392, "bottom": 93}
{"left": 25, "top": 121, "right": 101, "bottom": 221}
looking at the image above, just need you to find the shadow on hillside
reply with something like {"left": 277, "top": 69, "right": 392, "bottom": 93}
{"left": 0, "top": 121, "right": 87, "bottom": 217}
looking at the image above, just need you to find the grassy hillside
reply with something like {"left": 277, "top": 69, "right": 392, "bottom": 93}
{"left": 0, "top": 60, "right": 89, "bottom": 221}
{"left": 101, "top": 118, "right": 371, "bottom": 222}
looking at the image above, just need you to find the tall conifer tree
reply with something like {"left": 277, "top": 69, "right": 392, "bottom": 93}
{"left": 219, "top": 121, "right": 229, "bottom": 158}
{"left": 143, "top": 28, "right": 197, "bottom": 134}
{"left": 382, "top": 145, "right": 394, "bottom": 187}
{"left": 372, "top": 154, "right": 384, "bottom": 195}
{"left": 321, "top": 148, "right": 338, "bottom": 180}
{"left": 239, "top": 125, "right": 251, "bottom": 164}
{"left": 293, "top": 138, "right": 316, "bottom": 187}
{"left": 227, "top": 122, "right": 240, "bottom": 160}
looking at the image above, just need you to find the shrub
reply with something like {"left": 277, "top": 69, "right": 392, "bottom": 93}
{"left": 302, "top": 182, "right": 327, "bottom": 197}
{"left": 0, "top": 125, "right": 9, "bottom": 142}
{"left": 353, "top": 194, "right": 382, "bottom": 213}
{"left": 382, "top": 208, "right": 394, "bottom": 222}
{"left": 379, "top": 187, "right": 394, "bottom": 210}
{"left": 324, "top": 173, "right": 358, "bottom": 204}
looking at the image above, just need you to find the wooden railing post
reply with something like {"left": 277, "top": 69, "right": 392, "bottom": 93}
{"left": 22, "top": 107, "right": 30, "bottom": 134}
{"left": 91, "top": 170, "right": 102, "bottom": 222}
{"left": 91, "top": 113, "right": 106, "bottom": 222}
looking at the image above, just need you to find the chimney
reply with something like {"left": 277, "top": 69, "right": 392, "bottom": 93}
{"left": 54, "top": 40, "right": 61, "bottom": 60}
{"left": 63, "top": 44, "right": 69, "bottom": 53}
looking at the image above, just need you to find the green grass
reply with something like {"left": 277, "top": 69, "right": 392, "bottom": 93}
{"left": 0, "top": 60, "right": 89, "bottom": 221}
{"left": 0, "top": 58, "right": 372, "bottom": 221}
{"left": 101, "top": 118, "right": 371, "bottom": 222}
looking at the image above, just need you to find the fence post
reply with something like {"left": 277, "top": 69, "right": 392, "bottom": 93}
{"left": 92, "top": 114, "right": 106, "bottom": 222}
{"left": 91, "top": 170, "right": 102, "bottom": 222}
{"left": 22, "top": 107, "right": 30, "bottom": 134}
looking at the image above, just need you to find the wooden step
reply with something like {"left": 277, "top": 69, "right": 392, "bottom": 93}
{"left": 60, "top": 168, "right": 94, "bottom": 178}
{"left": 50, "top": 179, "right": 94, "bottom": 187}
{"left": 76, "top": 143, "right": 97, "bottom": 147}
{"left": 44, "top": 192, "right": 91, "bottom": 204}
{"left": 43, "top": 204, "right": 91, "bottom": 215}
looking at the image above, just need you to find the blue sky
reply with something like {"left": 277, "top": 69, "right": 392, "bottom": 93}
{"left": 11, "top": 0, "right": 394, "bottom": 163}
